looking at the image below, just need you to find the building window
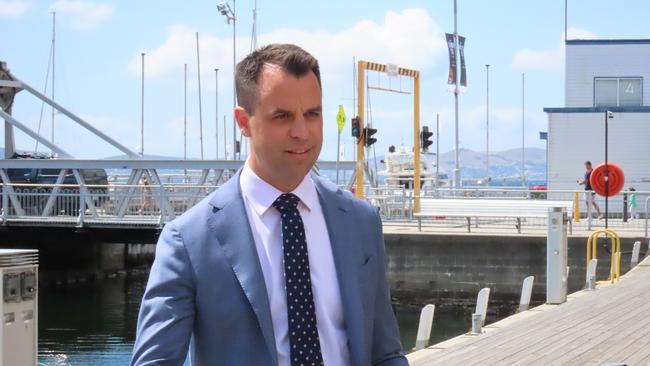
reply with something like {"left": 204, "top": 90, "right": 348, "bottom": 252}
{"left": 594, "top": 77, "right": 642, "bottom": 107}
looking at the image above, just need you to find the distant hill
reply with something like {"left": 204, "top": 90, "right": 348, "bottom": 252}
{"left": 439, "top": 147, "right": 546, "bottom": 181}
{"left": 102, "top": 154, "right": 183, "bottom": 160}
{"left": 3, "top": 146, "right": 546, "bottom": 181}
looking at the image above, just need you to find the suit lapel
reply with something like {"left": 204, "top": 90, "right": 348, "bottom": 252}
{"left": 314, "top": 175, "right": 366, "bottom": 366}
{"left": 208, "top": 170, "right": 278, "bottom": 365}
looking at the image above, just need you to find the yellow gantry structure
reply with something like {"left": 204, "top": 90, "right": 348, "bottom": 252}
{"left": 587, "top": 229, "right": 621, "bottom": 284}
{"left": 355, "top": 60, "right": 422, "bottom": 212}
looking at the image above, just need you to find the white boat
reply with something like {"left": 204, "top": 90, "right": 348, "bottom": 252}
{"left": 378, "top": 145, "right": 449, "bottom": 188}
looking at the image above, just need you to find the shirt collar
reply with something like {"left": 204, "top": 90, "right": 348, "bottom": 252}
{"left": 240, "top": 160, "right": 317, "bottom": 217}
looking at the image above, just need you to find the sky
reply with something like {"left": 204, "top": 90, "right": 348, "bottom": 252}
{"left": 2, "top": 0, "right": 650, "bottom": 161}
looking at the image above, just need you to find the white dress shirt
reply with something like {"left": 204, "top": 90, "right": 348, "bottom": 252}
{"left": 240, "top": 162, "right": 352, "bottom": 366}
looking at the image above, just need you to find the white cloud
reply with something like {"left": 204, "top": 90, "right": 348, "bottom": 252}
{"left": 565, "top": 28, "right": 597, "bottom": 40}
{"left": 50, "top": 0, "right": 114, "bottom": 30}
{"left": 129, "top": 8, "right": 446, "bottom": 84}
{"left": 0, "top": 0, "right": 30, "bottom": 18}
{"left": 512, "top": 27, "right": 596, "bottom": 72}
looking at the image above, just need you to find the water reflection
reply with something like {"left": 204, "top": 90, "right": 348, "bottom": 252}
{"left": 37, "top": 275, "right": 514, "bottom": 364}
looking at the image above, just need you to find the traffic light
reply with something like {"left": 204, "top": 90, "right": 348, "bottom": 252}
{"left": 420, "top": 125, "right": 433, "bottom": 151}
{"left": 364, "top": 127, "right": 377, "bottom": 147}
{"left": 351, "top": 117, "right": 360, "bottom": 138}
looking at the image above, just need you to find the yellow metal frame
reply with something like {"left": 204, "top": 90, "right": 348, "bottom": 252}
{"left": 586, "top": 229, "right": 621, "bottom": 284}
{"left": 355, "top": 60, "right": 421, "bottom": 212}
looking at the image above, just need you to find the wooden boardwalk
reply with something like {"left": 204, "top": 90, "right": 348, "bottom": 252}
{"left": 407, "top": 256, "right": 650, "bottom": 365}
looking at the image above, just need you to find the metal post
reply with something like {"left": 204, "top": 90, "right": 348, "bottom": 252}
{"left": 414, "top": 304, "right": 435, "bottom": 350}
{"left": 196, "top": 32, "right": 204, "bottom": 160}
{"left": 215, "top": 68, "right": 219, "bottom": 160}
{"left": 51, "top": 11, "right": 56, "bottom": 145}
{"left": 223, "top": 115, "right": 227, "bottom": 159}
{"left": 547, "top": 207, "right": 568, "bottom": 304}
{"left": 521, "top": 73, "right": 525, "bottom": 187}
{"left": 605, "top": 111, "right": 611, "bottom": 229}
{"left": 336, "top": 125, "right": 341, "bottom": 184}
{"left": 436, "top": 113, "right": 440, "bottom": 189}
{"left": 585, "top": 191, "right": 594, "bottom": 231}
{"left": 232, "top": 0, "right": 237, "bottom": 160}
{"left": 471, "top": 313, "right": 482, "bottom": 335}
{"left": 485, "top": 64, "right": 490, "bottom": 184}
{"left": 141, "top": 53, "right": 145, "bottom": 158}
{"left": 184, "top": 64, "right": 187, "bottom": 162}
{"left": 453, "top": 0, "right": 461, "bottom": 188}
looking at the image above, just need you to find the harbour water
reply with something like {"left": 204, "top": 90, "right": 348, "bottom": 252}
{"left": 36, "top": 274, "right": 515, "bottom": 365}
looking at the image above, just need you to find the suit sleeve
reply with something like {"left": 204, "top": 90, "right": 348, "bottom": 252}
{"left": 130, "top": 222, "right": 196, "bottom": 366}
{"left": 371, "top": 209, "right": 410, "bottom": 366}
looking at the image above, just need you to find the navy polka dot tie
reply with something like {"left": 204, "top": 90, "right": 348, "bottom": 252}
{"left": 272, "top": 193, "right": 324, "bottom": 366}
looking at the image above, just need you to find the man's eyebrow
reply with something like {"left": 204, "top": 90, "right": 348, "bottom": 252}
{"left": 269, "top": 108, "right": 292, "bottom": 115}
{"left": 306, "top": 105, "right": 322, "bottom": 113}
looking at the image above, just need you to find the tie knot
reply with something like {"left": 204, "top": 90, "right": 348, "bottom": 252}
{"left": 272, "top": 193, "right": 300, "bottom": 214}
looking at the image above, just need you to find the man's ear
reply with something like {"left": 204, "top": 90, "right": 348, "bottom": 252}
{"left": 234, "top": 106, "right": 252, "bottom": 138}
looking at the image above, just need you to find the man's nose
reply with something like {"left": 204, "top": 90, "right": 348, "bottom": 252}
{"left": 289, "top": 114, "right": 308, "bottom": 139}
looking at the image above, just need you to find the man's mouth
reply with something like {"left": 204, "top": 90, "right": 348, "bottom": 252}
{"left": 287, "top": 148, "right": 310, "bottom": 155}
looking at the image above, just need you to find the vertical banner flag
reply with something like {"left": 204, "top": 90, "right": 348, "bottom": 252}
{"left": 445, "top": 33, "right": 457, "bottom": 85}
{"left": 336, "top": 105, "right": 346, "bottom": 134}
{"left": 459, "top": 36, "right": 467, "bottom": 87}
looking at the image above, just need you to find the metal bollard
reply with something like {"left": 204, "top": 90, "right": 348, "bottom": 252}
{"left": 471, "top": 313, "right": 482, "bottom": 334}
{"left": 585, "top": 259, "right": 598, "bottom": 290}
{"left": 631, "top": 241, "right": 641, "bottom": 267}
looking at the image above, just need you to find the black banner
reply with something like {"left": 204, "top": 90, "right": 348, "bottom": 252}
{"left": 459, "top": 35, "right": 467, "bottom": 87}
{"left": 445, "top": 33, "right": 457, "bottom": 85}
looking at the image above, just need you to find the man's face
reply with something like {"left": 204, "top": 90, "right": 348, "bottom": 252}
{"left": 585, "top": 163, "right": 592, "bottom": 171}
{"left": 235, "top": 64, "right": 323, "bottom": 192}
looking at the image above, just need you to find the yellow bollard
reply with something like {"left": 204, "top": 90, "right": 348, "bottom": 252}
{"left": 586, "top": 229, "right": 621, "bottom": 284}
{"left": 573, "top": 192, "right": 581, "bottom": 223}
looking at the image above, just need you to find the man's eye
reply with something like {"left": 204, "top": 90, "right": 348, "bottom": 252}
{"left": 307, "top": 111, "right": 321, "bottom": 118}
{"left": 274, "top": 113, "right": 289, "bottom": 120}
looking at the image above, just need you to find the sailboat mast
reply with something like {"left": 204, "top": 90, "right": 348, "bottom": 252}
{"left": 51, "top": 11, "right": 56, "bottom": 145}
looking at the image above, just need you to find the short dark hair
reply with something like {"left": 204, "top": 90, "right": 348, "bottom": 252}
{"left": 235, "top": 44, "right": 321, "bottom": 114}
{"left": 585, "top": 160, "right": 592, "bottom": 166}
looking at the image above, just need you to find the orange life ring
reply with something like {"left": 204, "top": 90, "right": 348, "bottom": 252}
{"left": 589, "top": 162, "right": 625, "bottom": 197}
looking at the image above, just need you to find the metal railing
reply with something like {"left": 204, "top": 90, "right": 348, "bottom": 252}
{"left": 361, "top": 185, "right": 649, "bottom": 236}
{"left": 0, "top": 182, "right": 219, "bottom": 228}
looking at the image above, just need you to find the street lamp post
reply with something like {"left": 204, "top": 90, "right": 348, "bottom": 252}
{"left": 217, "top": 1, "right": 236, "bottom": 160}
{"left": 605, "top": 110, "right": 613, "bottom": 228}
{"left": 485, "top": 64, "right": 490, "bottom": 184}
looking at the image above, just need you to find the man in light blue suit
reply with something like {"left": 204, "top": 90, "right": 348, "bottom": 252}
{"left": 131, "top": 44, "right": 407, "bottom": 366}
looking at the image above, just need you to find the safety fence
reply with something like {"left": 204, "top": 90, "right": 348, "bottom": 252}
{"left": 365, "top": 185, "right": 650, "bottom": 235}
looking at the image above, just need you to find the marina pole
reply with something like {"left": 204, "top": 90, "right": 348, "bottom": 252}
{"left": 436, "top": 113, "right": 440, "bottom": 189}
{"left": 521, "top": 73, "right": 525, "bottom": 187}
{"left": 51, "top": 11, "right": 56, "bottom": 145}
{"left": 215, "top": 68, "right": 219, "bottom": 160}
{"left": 605, "top": 111, "right": 612, "bottom": 229}
{"left": 223, "top": 115, "right": 227, "bottom": 159}
{"left": 141, "top": 53, "right": 145, "bottom": 158}
{"left": 453, "top": 0, "right": 461, "bottom": 188}
{"left": 196, "top": 32, "right": 204, "bottom": 160}
{"left": 184, "top": 64, "right": 187, "bottom": 171}
{"left": 232, "top": 0, "right": 237, "bottom": 160}
{"left": 485, "top": 64, "right": 490, "bottom": 184}
{"left": 336, "top": 129, "right": 340, "bottom": 185}
{"left": 184, "top": 64, "right": 187, "bottom": 161}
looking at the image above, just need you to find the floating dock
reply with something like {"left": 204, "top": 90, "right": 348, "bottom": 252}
{"left": 407, "top": 255, "right": 650, "bottom": 365}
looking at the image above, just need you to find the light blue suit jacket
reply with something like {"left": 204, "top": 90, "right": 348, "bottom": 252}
{"left": 130, "top": 170, "right": 408, "bottom": 366}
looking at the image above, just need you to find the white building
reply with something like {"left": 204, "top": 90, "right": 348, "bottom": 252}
{"left": 544, "top": 39, "right": 650, "bottom": 202}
